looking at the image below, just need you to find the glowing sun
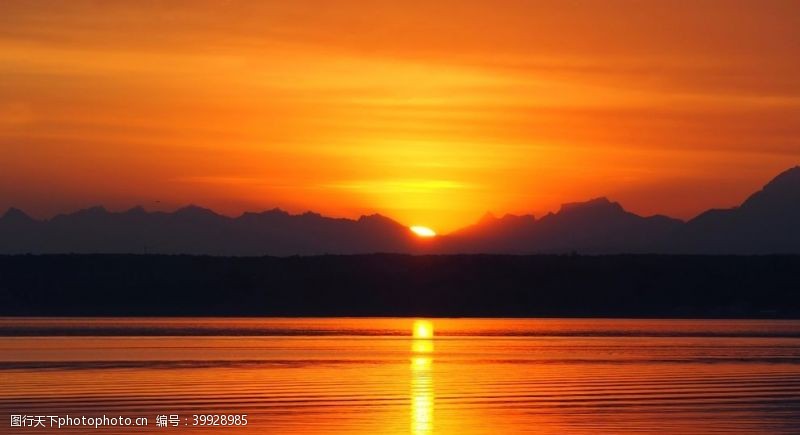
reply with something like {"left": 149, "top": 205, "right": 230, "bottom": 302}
{"left": 410, "top": 226, "right": 437, "bottom": 238}
{"left": 413, "top": 320, "right": 434, "bottom": 339}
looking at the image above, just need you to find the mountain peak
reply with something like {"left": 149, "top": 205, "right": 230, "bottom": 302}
{"left": 501, "top": 213, "right": 536, "bottom": 223}
{"left": 1, "top": 207, "right": 34, "bottom": 223}
{"left": 359, "top": 213, "right": 389, "bottom": 221}
{"left": 358, "top": 213, "right": 402, "bottom": 228}
{"left": 175, "top": 204, "right": 217, "bottom": 215}
{"left": 124, "top": 206, "right": 147, "bottom": 215}
{"left": 558, "top": 197, "right": 623, "bottom": 214}
{"left": 740, "top": 165, "right": 800, "bottom": 211}
{"left": 171, "top": 205, "right": 226, "bottom": 224}
{"left": 238, "top": 208, "right": 289, "bottom": 220}
{"left": 762, "top": 165, "right": 800, "bottom": 191}
{"left": 300, "top": 211, "right": 323, "bottom": 219}
{"left": 75, "top": 206, "right": 108, "bottom": 216}
{"left": 266, "top": 207, "right": 288, "bottom": 215}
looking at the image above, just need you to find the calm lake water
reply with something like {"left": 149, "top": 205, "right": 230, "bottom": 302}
{"left": 2, "top": 318, "right": 800, "bottom": 434}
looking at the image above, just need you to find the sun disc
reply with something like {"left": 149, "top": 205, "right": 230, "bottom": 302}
{"left": 413, "top": 320, "right": 434, "bottom": 338}
{"left": 410, "top": 226, "right": 436, "bottom": 238}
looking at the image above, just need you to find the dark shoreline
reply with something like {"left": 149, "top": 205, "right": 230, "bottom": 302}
{"left": 1, "top": 254, "right": 799, "bottom": 318}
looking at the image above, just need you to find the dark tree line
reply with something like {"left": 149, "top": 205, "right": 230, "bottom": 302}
{"left": 0, "top": 254, "right": 799, "bottom": 317}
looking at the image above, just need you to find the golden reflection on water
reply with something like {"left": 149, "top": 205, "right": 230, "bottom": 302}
{"left": 3, "top": 318, "right": 800, "bottom": 434}
{"left": 411, "top": 320, "right": 434, "bottom": 434}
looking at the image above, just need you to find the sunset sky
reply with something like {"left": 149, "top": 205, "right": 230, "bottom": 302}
{"left": 1, "top": 0, "right": 799, "bottom": 232}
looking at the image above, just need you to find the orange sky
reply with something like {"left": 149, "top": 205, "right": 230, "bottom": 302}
{"left": 1, "top": 0, "right": 799, "bottom": 232}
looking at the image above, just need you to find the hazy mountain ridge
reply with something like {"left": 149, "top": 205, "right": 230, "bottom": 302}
{"left": 0, "top": 205, "right": 414, "bottom": 255}
{"left": 672, "top": 166, "right": 800, "bottom": 254}
{"left": 2, "top": 166, "right": 799, "bottom": 255}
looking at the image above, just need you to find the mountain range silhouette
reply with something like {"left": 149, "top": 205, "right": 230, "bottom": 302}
{"left": 2, "top": 166, "right": 799, "bottom": 255}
